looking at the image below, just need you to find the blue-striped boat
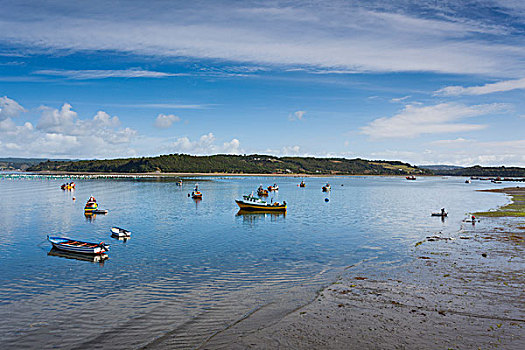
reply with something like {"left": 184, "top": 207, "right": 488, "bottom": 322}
{"left": 47, "top": 236, "right": 109, "bottom": 255}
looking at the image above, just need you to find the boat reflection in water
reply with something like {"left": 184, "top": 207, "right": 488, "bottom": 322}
{"left": 47, "top": 247, "right": 108, "bottom": 266}
{"left": 110, "top": 234, "right": 130, "bottom": 243}
{"left": 236, "top": 209, "right": 286, "bottom": 224}
{"left": 84, "top": 211, "right": 107, "bottom": 222}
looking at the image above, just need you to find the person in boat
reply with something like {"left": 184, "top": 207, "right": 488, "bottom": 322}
{"left": 441, "top": 208, "right": 446, "bottom": 216}
{"left": 89, "top": 196, "right": 96, "bottom": 203}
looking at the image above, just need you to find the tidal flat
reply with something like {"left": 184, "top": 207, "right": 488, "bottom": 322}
{"left": 208, "top": 188, "right": 525, "bottom": 349}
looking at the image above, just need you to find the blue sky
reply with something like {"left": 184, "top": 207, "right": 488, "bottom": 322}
{"left": 0, "top": 0, "right": 524, "bottom": 166}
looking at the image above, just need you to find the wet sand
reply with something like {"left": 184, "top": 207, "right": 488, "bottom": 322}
{"left": 202, "top": 187, "right": 525, "bottom": 349}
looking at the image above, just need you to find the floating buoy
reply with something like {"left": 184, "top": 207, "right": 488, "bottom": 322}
{"left": 325, "top": 198, "right": 329, "bottom": 202}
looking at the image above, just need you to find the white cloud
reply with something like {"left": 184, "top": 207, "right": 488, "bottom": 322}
{"left": 37, "top": 103, "right": 78, "bottom": 133}
{"left": 0, "top": 99, "right": 137, "bottom": 157}
{"left": 436, "top": 77, "right": 525, "bottom": 96}
{"left": 0, "top": 96, "right": 25, "bottom": 120}
{"left": 264, "top": 145, "right": 302, "bottom": 156}
{"left": 93, "top": 111, "right": 120, "bottom": 128}
{"left": 288, "top": 110, "right": 306, "bottom": 121}
{"left": 360, "top": 103, "right": 508, "bottom": 139}
{"left": 170, "top": 133, "right": 243, "bottom": 154}
{"left": 154, "top": 113, "right": 181, "bottom": 129}
{"left": 34, "top": 69, "right": 186, "bottom": 80}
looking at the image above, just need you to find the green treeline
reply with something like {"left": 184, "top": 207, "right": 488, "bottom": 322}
{"left": 433, "top": 166, "right": 525, "bottom": 177}
{"left": 27, "top": 154, "right": 430, "bottom": 175}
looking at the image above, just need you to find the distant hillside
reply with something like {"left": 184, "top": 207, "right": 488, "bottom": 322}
{"left": 0, "top": 158, "right": 69, "bottom": 171}
{"left": 432, "top": 165, "right": 525, "bottom": 177}
{"left": 27, "top": 154, "right": 431, "bottom": 175}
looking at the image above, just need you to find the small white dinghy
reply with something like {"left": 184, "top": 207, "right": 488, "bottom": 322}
{"left": 110, "top": 227, "right": 131, "bottom": 238}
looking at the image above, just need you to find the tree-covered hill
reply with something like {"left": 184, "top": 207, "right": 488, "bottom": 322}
{"left": 431, "top": 165, "right": 525, "bottom": 177}
{"left": 27, "top": 154, "right": 431, "bottom": 175}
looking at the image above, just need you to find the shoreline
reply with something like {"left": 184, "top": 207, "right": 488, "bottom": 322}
{"left": 203, "top": 187, "right": 525, "bottom": 349}
{"left": 6, "top": 170, "right": 445, "bottom": 178}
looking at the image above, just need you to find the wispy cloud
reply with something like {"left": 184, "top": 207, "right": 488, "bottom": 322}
{"left": 2, "top": 1, "right": 525, "bottom": 75}
{"left": 429, "top": 137, "right": 473, "bottom": 146}
{"left": 34, "top": 69, "right": 186, "bottom": 80}
{"left": 435, "top": 77, "right": 525, "bottom": 96}
{"left": 390, "top": 96, "right": 411, "bottom": 103}
{"left": 109, "top": 103, "right": 209, "bottom": 110}
{"left": 360, "top": 102, "right": 508, "bottom": 138}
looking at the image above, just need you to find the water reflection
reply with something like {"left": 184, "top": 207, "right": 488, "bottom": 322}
{"left": 84, "top": 212, "right": 108, "bottom": 221}
{"left": 236, "top": 209, "right": 286, "bottom": 224}
{"left": 111, "top": 234, "right": 130, "bottom": 243}
{"left": 47, "top": 247, "right": 108, "bottom": 266}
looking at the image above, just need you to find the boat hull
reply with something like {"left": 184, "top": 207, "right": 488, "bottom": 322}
{"left": 235, "top": 200, "right": 286, "bottom": 212}
{"left": 47, "top": 236, "right": 109, "bottom": 255}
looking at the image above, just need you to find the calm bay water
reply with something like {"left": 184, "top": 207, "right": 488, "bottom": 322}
{"left": 0, "top": 175, "right": 508, "bottom": 349}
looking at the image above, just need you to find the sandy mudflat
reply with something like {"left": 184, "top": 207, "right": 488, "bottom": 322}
{"left": 201, "top": 189, "right": 525, "bottom": 350}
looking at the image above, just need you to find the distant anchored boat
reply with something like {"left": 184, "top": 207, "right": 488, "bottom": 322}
{"left": 431, "top": 208, "right": 448, "bottom": 217}
{"left": 235, "top": 194, "right": 287, "bottom": 212}
{"left": 406, "top": 176, "right": 416, "bottom": 180}
{"left": 47, "top": 235, "right": 109, "bottom": 255}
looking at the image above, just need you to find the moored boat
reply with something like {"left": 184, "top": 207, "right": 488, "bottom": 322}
{"left": 110, "top": 227, "right": 131, "bottom": 238}
{"left": 235, "top": 194, "right": 287, "bottom": 212}
{"left": 406, "top": 176, "right": 416, "bottom": 180}
{"left": 84, "top": 196, "right": 98, "bottom": 212}
{"left": 47, "top": 235, "right": 109, "bottom": 254}
{"left": 267, "top": 184, "right": 279, "bottom": 191}
{"left": 191, "top": 184, "right": 202, "bottom": 199}
{"left": 192, "top": 191, "right": 202, "bottom": 199}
